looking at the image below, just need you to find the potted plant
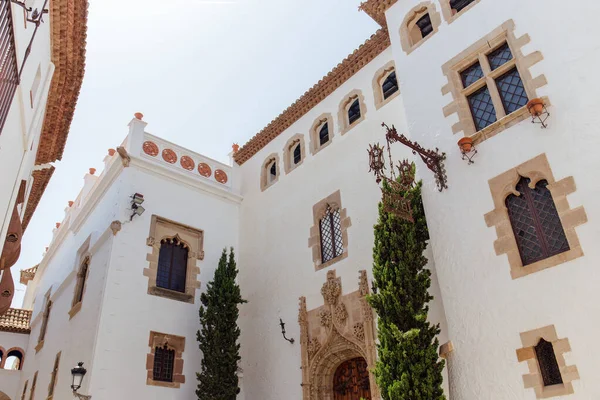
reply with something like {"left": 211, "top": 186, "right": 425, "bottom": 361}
{"left": 457, "top": 137, "right": 474, "bottom": 154}
{"left": 527, "top": 98, "right": 545, "bottom": 117}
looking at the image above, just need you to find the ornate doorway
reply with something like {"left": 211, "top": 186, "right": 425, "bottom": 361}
{"left": 333, "top": 357, "right": 371, "bottom": 400}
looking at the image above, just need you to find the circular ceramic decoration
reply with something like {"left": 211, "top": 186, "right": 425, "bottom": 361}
{"left": 214, "top": 169, "right": 228, "bottom": 184}
{"left": 198, "top": 163, "right": 212, "bottom": 178}
{"left": 162, "top": 149, "right": 178, "bottom": 164}
{"left": 180, "top": 156, "right": 195, "bottom": 171}
{"left": 142, "top": 141, "right": 159, "bottom": 157}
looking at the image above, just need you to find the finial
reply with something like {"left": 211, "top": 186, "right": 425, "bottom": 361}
{"left": 232, "top": 143, "right": 240, "bottom": 153}
{"left": 68, "top": 201, "right": 74, "bottom": 207}
{"left": 55, "top": 223, "right": 60, "bottom": 229}
{"left": 134, "top": 112, "right": 144, "bottom": 120}
{"left": 108, "top": 148, "right": 116, "bottom": 156}
{"left": 89, "top": 168, "right": 96, "bottom": 175}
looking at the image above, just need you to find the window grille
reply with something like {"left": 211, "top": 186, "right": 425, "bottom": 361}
{"left": 506, "top": 177, "right": 569, "bottom": 266}
{"left": 157, "top": 238, "right": 188, "bottom": 293}
{"left": 153, "top": 345, "right": 175, "bottom": 382}
{"left": 347, "top": 99, "right": 361, "bottom": 125}
{"left": 535, "top": 339, "right": 563, "bottom": 386}
{"left": 496, "top": 68, "right": 528, "bottom": 114}
{"left": 319, "top": 205, "right": 344, "bottom": 263}
{"left": 319, "top": 122, "right": 329, "bottom": 146}
{"left": 382, "top": 71, "right": 399, "bottom": 100}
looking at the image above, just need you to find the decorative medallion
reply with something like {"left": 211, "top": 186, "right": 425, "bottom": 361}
{"left": 215, "top": 169, "right": 228, "bottom": 184}
{"left": 180, "top": 156, "right": 195, "bottom": 171}
{"left": 162, "top": 149, "right": 178, "bottom": 164}
{"left": 353, "top": 322, "right": 365, "bottom": 341}
{"left": 198, "top": 162, "right": 212, "bottom": 178}
{"left": 142, "top": 141, "right": 159, "bottom": 157}
{"left": 319, "top": 309, "right": 332, "bottom": 327}
{"left": 334, "top": 303, "right": 348, "bottom": 325}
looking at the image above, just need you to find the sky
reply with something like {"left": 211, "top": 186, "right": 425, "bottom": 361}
{"left": 11, "top": 0, "right": 379, "bottom": 306}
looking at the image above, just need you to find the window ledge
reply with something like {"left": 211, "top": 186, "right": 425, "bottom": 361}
{"left": 35, "top": 340, "right": 44, "bottom": 354}
{"left": 68, "top": 302, "right": 82, "bottom": 320}
{"left": 148, "top": 286, "right": 194, "bottom": 304}
{"left": 146, "top": 378, "right": 181, "bottom": 389}
{"left": 375, "top": 90, "right": 400, "bottom": 110}
{"left": 341, "top": 116, "right": 365, "bottom": 135}
{"left": 315, "top": 252, "right": 348, "bottom": 272}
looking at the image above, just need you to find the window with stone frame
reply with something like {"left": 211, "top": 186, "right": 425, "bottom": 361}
{"left": 318, "top": 123, "right": 329, "bottom": 147}
{"left": 399, "top": 2, "right": 441, "bottom": 54}
{"left": 29, "top": 371, "right": 37, "bottom": 400}
{"left": 308, "top": 190, "right": 352, "bottom": 271}
{"left": 347, "top": 98, "right": 361, "bottom": 125}
{"left": 338, "top": 90, "right": 366, "bottom": 135}
{"left": 47, "top": 351, "right": 61, "bottom": 398}
{"left": 260, "top": 153, "right": 280, "bottom": 190}
{"left": 373, "top": 61, "right": 400, "bottom": 110}
{"left": 382, "top": 71, "right": 399, "bottom": 100}
{"left": 310, "top": 113, "right": 334, "bottom": 155}
{"left": 69, "top": 256, "right": 90, "bottom": 319}
{"left": 283, "top": 134, "right": 306, "bottom": 174}
{"left": 20, "top": 380, "right": 27, "bottom": 400}
{"left": 440, "top": 0, "right": 480, "bottom": 23}
{"left": 146, "top": 331, "right": 186, "bottom": 389}
{"left": 35, "top": 290, "right": 52, "bottom": 352}
{"left": 145, "top": 215, "right": 203, "bottom": 303}
{"left": 442, "top": 20, "right": 548, "bottom": 144}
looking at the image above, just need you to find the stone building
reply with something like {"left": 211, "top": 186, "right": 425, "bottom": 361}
{"left": 1, "top": 0, "right": 599, "bottom": 399}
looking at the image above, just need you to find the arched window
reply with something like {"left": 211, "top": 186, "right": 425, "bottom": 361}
{"left": 153, "top": 344, "right": 175, "bottom": 382}
{"left": 157, "top": 237, "right": 188, "bottom": 293}
{"left": 319, "top": 205, "right": 344, "bottom": 263}
{"left": 319, "top": 122, "right": 329, "bottom": 146}
{"left": 293, "top": 144, "right": 301, "bottom": 165}
{"left": 260, "top": 154, "right": 280, "bottom": 191}
{"left": 347, "top": 98, "right": 361, "bottom": 125}
{"left": 535, "top": 339, "right": 563, "bottom": 386}
{"left": 400, "top": 2, "right": 441, "bottom": 54}
{"left": 382, "top": 71, "right": 399, "bottom": 100}
{"left": 269, "top": 161, "right": 277, "bottom": 183}
{"left": 450, "top": 0, "right": 475, "bottom": 14}
{"left": 414, "top": 13, "right": 433, "bottom": 39}
{"left": 506, "top": 177, "right": 569, "bottom": 266}
{"left": 4, "top": 349, "right": 23, "bottom": 370}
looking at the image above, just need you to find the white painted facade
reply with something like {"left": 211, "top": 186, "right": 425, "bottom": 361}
{"left": 2, "top": 1, "right": 600, "bottom": 399}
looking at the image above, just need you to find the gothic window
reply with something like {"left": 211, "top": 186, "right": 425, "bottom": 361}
{"left": 293, "top": 144, "right": 301, "bottom": 165}
{"left": 157, "top": 237, "right": 188, "bottom": 293}
{"left": 320, "top": 205, "right": 344, "bottom": 264}
{"left": 450, "top": 0, "right": 476, "bottom": 14}
{"left": 319, "top": 122, "right": 329, "bottom": 146}
{"left": 505, "top": 177, "right": 569, "bottom": 266}
{"left": 47, "top": 352, "right": 61, "bottom": 397}
{"left": 382, "top": 71, "right": 399, "bottom": 100}
{"left": 535, "top": 339, "right": 563, "bottom": 387}
{"left": 415, "top": 13, "right": 433, "bottom": 38}
{"left": 153, "top": 344, "right": 175, "bottom": 382}
{"left": 400, "top": 3, "right": 441, "bottom": 53}
{"left": 347, "top": 98, "right": 361, "bottom": 125}
{"left": 283, "top": 135, "right": 305, "bottom": 173}
{"left": 269, "top": 161, "right": 277, "bottom": 181}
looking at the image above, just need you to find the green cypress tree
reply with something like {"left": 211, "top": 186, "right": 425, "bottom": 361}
{"left": 196, "top": 248, "right": 246, "bottom": 400}
{"left": 367, "top": 179, "right": 445, "bottom": 399}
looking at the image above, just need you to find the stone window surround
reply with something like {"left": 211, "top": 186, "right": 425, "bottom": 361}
{"left": 516, "top": 325, "right": 579, "bottom": 398}
{"left": 29, "top": 371, "right": 38, "bottom": 400}
{"left": 260, "top": 153, "right": 280, "bottom": 191}
{"left": 338, "top": 89, "right": 367, "bottom": 135}
{"left": 146, "top": 331, "right": 186, "bottom": 389}
{"left": 372, "top": 60, "right": 400, "bottom": 110}
{"left": 484, "top": 154, "right": 587, "bottom": 280}
{"left": 442, "top": 20, "right": 548, "bottom": 145}
{"left": 68, "top": 255, "right": 90, "bottom": 320}
{"left": 144, "top": 215, "right": 203, "bottom": 304}
{"left": 0, "top": 346, "right": 25, "bottom": 369}
{"left": 399, "top": 1, "right": 442, "bottom": 55}
{"left": 21, "top": 379, "right": 28, "bottom": 400}
{"left": 35, "top": 289, "right": 52, "bottom": 353}
{"left": 440, "top": 0, "right": 481, "bottom": 24}
{"left": 47, "top": 351, "right": 61, "bottom": 399}
{"left": 283, "top": 133, "right": 306, "bottom": 174}
{"left": 309, "top": 113, "right": 334, "bottom": 155}
{"left": 308, "top": 190, "right": 352, "bottom": 271}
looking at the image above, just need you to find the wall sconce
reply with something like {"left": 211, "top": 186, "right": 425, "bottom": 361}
{"left": 130, "top": 193, "right": 145, "bottom": 221}
{"left": 71, "top": 362, "right": 92, "bottom": 399}
{"left": 527, "top": 98, "right": 549, "bottom": 128}
{"left": 457, "top": 137, "right": 477, "bottom": 165}
{"left": 279, "top": 318, "right": 295, "bottom": 344}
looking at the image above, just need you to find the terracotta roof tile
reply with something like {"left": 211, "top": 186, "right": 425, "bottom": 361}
{"left": 0, "top": 308, "right": 32, "bottom": 334}
{"left": 233, "top": 28, "right": 391, "bottom": 165}
{"left": 358, "top": 0, "right": 398, "bottom": 26}
{"left": 22, "top": 166, "right": 55, "bottom": 231}
{"left": 20, "top": 264, "right": 38, "bottom": 285}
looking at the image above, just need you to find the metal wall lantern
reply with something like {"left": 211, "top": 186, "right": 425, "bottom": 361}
{"left": 527, "top": 98, "right": 549, "bottom": 128}
{"left": 279, "top": 318, "right": 295, "bottom": 344}
{"left": 71, "top": 362, "right": 92, "bottom": 399}
{"left": 130, "top": 193, "right": 145, "bottom": 221}
{"left": 457, "top": 137, "right": 477, "bottom": 165}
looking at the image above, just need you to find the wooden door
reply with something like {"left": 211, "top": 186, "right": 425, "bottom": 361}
{"left": 333, "top": 357, "right": 371, "bottom": 400}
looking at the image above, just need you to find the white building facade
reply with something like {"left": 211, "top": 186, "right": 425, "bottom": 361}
{"left": 1, "top": 0, "right": 599, "bottom": 399}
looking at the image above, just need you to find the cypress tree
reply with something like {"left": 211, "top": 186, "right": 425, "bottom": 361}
{"left": 196, "top": 248, "right": 246, "bottom": 399}
{"left": 368, "top": 179, "right": 445, "bottom": 399}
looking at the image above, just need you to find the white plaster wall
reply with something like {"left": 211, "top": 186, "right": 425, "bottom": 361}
{"left": 237, "top": 47, "right": 449, "bottom": 399}
{"left": 0, "top": 332, "right": 29, "bottom": 400}
{"left": 385, "top": 0, "right": 600, "bottom": 398}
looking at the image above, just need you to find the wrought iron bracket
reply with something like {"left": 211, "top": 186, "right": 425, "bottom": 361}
{"left": 72, "top": 392, "right": 92, "bottom": 400}
{"left": 11, "top": 0, "right": 49, "bottom": 80}
{"left": 279, "top": 318, "right": 295, "bottom": 344}
{"left": 381, "top": 123, "right": 448, "bottom": 191}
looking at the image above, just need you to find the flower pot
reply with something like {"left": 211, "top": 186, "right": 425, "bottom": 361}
{"left": 527, "top": 98, "right": 545, "bottom": 117}
{"left": 108, "top": 148, "right": 116, "bottom": 156}
{"left": 134, "top": 112, "right": 144, "bottom": 120}
{"left": 457, "top": 137, "right": 474, "bottom": 153}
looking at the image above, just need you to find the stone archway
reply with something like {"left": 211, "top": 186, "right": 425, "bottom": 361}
{"left": 299, "top": 270, "right": 379, "bottom": 400}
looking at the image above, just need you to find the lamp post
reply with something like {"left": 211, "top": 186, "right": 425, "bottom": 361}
{"left": 71, "top": 362, "right": 91, "bottom": 399}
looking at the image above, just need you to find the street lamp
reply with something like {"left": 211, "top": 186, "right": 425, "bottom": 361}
{"left": 71, "top": 362, "right": 91, "bottom": 399}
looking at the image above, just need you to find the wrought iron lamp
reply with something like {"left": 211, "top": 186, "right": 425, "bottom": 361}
{"left": 457, "top": 137, "right": 477, "bottom": 165}
{"left": 279, "top": 318, "right": 295, "bottom": 344}
{"left": 527, "top": 98, "right": 549, "bottom": 128}
{"left": 71, "top": 362, "right": 91, "bottom": 399}
{"left": 130, "top": 193, "right": 145, "bottom": 221}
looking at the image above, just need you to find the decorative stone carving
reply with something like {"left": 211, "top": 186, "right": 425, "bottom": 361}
{"left": 353, "top": 322, "right": 365, "bottom": 341}
{"left": 334, "top": 303, "right": 347, "bottom": 325}
{"left": 321, "top": 270, "right": 341, "bottom": 305}
{"left": 116, "top": 146, "right": 130, "bottom": 167}
{"left": 110, "top": 220, "right": 122, "bottom": 236}
{"left": 307, "top": 338, "right": 321, "bottom": 359}
{"left": 319, "top": 309, "right": 332, "bottom": 327}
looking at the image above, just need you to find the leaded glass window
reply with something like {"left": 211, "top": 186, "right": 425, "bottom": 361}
{"left": 153, "top": 345, "right": 175, "bottom": 382}
{"left": 460, "top": 61, "right": 484, "bottom": 88}
{"left": 496, "top": 68, "right": 528, "bottom": 114}
{"left": 319, "top": 122, "right": 329, "bottom": 146}
{"left": 319, "top": 205, "right": 343, "bottom": 263}
{"left": 535, "top": 339, "right": 563, "bottom": 387}
{"left": 157, "top": 237, "right": 188, "bottom": 293}
{"left": 506, "top": 177, "right": 569, "bottom": 266}
{"left": 487, "top": 43, "right": 513, "bottom": 70}
{"left": 382, "top": 71, "right": 399, "bottom": 100}
{"left": 467, "top": 86, "right": 496, "bottom": 131}
{"left": 348, "top": 98, "right": 361, "bottom": 125}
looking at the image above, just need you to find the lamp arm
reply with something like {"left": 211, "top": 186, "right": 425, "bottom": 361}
{"left": 73, "top": 393, "right": 92, "bottom": 400}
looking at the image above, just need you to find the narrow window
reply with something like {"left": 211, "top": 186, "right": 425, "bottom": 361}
{"left": 21, "top": 380, "right": 28, "bottom": 400}
{"left": 319, "top": 122, "right": 329, "bottom": 146}
{"left": 153, "top": 344, "right": 175, "bottom": 382}
{"left": 506, "top": 177, "right": 569, "bottom": 266}
{"left": 382, "top": 71, "right": 399, "bottom": 100}
{"left": 347, "top": 98, "right": 361, "bottom": 125}
{"left": 293, "top": 143, "right": 301, "bottom": 165}
{"left": 156, "top": 237, "right": 188, "bottom": 293}
{"left": 535, "top": 339, "right": 563, "bottom": 386}
{"left": 47, "top": 352, "right": 61, "bottom": 397}
{"left": 73, "top": 257, "right": 89, "bottom": 305}
{"left": 319, "top": 205, "right": 344, "bottom": 263}
{"left": 269, "top": 161, "right": 277, "bottom": 182}
{"left": 38, "top": 295, "right": 52, "bottom": 344}
{"left": 29, "top": 371, "right": 37, "bottom": 400}
{"left": 450, "top": 0, "right": 475, "bottom": 14}
{"left": 4, "top": 349, "right": 23, "bottom": 370}
{"left": 29, "top": 64, "right": 41, "bottom": 108}
{"left": 415, "top": 13, "right": 433, "bottom": 38}
{"left": 495, "top": 68, "right": 528, "bottom": 114}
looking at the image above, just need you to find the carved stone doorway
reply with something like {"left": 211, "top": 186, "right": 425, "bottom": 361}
{"left": 333, "top": 357, "right": 371, "bottom": 400}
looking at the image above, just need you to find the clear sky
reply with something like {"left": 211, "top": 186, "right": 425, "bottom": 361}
{"left": 11, "top": 0, "right": 379, "bottom": 306}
